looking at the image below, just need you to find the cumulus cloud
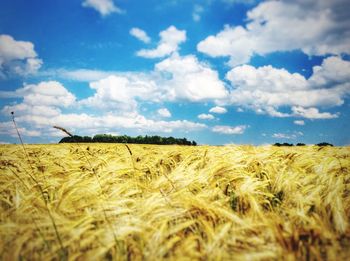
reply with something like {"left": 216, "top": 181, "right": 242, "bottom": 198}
{"left": 0, "top": 81, "right": 78, "bottom": 138}
{"left": 82, "top": 0, "right": 123, "bottom": 16}
{"left": 225, "top": 56, "right": 350, "bottom": 119}
{"left": 137, "top": 26, "right": 186, "bottom": 58}
{"left": 209, "top": 106, "right": 227, "bottom": 114}
{"left": 157, "top": 108, "right": 171, "bottom": 118}
{"left": 198, "top": 113, "right": 214, "bottom": 120}
{"left": 197, "top": 0, "right": 350, "bottom": 66}
{"left": 212, "top": 125, "right": 246, "bottom": 134}
{"left": 308, "top": 56, "right": 350, "bottom": 87}
{"left": 41, "top": 56, "right": 348, "bottom": 122}
{"left": 69, "top": 54, "right": 227, "bottom": 113}
{"left": 130, "top": 28, "right": 151, "bottom": 43}
{"left": 0, "top": 34, "right": 42, "bottom": 77}
{"left": 0, "top": 76, "right": 210, "bottom": 139}
{"left": 1, "top": 81, "right": 76, "bottom": 107}
{"left": 294, "top": 120, "right": 305, "bottom": 126}
{"left": 79, "top": 75, "right": 161, "bottom": 112}
{"left": 156, "top": 54, "right": 228, "bottom": 101}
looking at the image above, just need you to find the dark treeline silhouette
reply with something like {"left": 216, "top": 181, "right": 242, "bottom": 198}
{"left": 315, "top": 142, "right": 333, "bottom": 147}
{"left": 274, "top": 142, "right": 294, "bottom": 147}
{"left": 273, "top": 142, "right": 333, "bottom": 147}
{"left": 59, "top": 134, "right": 197, "bottom": 146}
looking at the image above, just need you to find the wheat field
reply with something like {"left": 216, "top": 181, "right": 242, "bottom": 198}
{"left": 0, "top": 144, "right": 349, "bottom": 260}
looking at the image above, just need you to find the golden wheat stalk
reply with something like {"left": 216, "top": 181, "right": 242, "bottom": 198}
{"left": 53, "top": 125, "right": 73, "bottom": 137}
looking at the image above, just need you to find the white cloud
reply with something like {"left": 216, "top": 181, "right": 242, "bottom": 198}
{"left": 137, "top": 26, "right": 186, "bottom": 58}
{"left": 209, "top": 106, "right": 227, "bottom": 114}
{"left": 272, "top": 131, "right": 303, "bottom": 140}
{"left": 52, "top": 69, "right": 118, "bottom": 82}
{"left": 0, "top": 81, "right": 77, "bottom": 137}
{"left": 155, "top": 54, "right": 228, "bottom": 101}
{"left": 291, "top": 106, "right": 338, "bottom": 119}
{"left": 197, "top": 0, "right": 350, "bottom": 66}
{"left": 79, "top": 75, "right": 160, "bottom": 112}
{"left": 2, "top": 112, "right": 206, "bottom": 138}
{"left": 0, "top": 34, "right": 42, "bottom": 77}
{"left": 294, "top": 120, "right": 305, "bottom": 126}
{"left": 272, "top": 133, "right": 294, "bottom": 139}
{"left": 198, "top": 113, "right": 214, "bottom": 120}
{"left": 37, "top": 57, "right": 348, "bottom": 122}
{"left": 0, "top": 74, "right": 212, "bottom": 139}
{"left": 66, "top": 54, "right": 227, "bottom": 111}
{"left": 2, "top": 104, "right": 61, "bottom": 118}
{"left": 157, "top": 108, "right": 171, "bottom": 118}
{"left": 212, "top": 125, "right": 246, "bottom": 134}
{"left": 225, "top": 56, "right": 350, "bottom": 118}
{"left": 0, "top": 81, "right": 76, "bottom": 107}
{"left": 130, "top": 28, "right": 151, "bottom": 43}
{"left": 0, "top": 121, "right": 41, "bottom": 137}
{"left": 192, "top": 5, "right": 204, "bottom": 22}
{"left": 82, "top": 0, "right": 122, "bottom": 16}
{"left": 308, "top": 56, "right": 350, "bottom": 87}
{"left": 0, "top": 80, "right": 207, "bottom": 138}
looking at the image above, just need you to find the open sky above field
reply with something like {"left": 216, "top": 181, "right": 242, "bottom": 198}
{"left": 0, "top": 0, "right": 350, "bottom": 145}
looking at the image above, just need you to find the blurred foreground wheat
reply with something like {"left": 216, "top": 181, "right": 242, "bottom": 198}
{"left": 0, "top": 144, "right": 349, "bottom": 260}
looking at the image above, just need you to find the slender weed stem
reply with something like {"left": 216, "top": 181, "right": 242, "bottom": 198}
{"left": 11, "top": 112, "right": 66, "bottom": 259}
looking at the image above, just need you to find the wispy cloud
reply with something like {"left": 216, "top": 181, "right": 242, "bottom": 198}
{"left": 294, "top": 120, "right": 305, "bottom": 126}
{"left": 192, "top": 5, "right": 204, "bottom": 22}
{"left": 209, "top": 106, "right": 227, "bottom": 114}
{"left": 272, "top": 131, "right": 303, "bottom": 140}
{"left": 198, "top": 113, "right": 214, "bottom": 120}
{"left": 157, "top": 108, "right": 171, "bottom": 118}
{"left": 130, "top": 28, "right": 151, "bottom": 43}
{"left": 82, "top": 0, "right": 123, "bottom": 16}
{"left": 212, "top": 125, "right": 247, "bottom": 134}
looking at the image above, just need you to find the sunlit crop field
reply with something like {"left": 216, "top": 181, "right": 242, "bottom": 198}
{"left": 1, "top": 144, "right": 349, "bottom": 260}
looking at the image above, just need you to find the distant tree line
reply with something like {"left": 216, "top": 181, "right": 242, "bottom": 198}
{"left": 59, "top": 134, "right": 197, "bottom": 146}
{"left": 273, "top": 142, "right": 333, "bottom": 147}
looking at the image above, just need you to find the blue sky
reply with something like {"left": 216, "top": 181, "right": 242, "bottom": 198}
{"left": 0, "top": 0, "right": 349, "bottom": 145}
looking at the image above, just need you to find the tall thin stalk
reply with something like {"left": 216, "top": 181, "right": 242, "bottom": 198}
{"left": 11, "top": 112, "right": 66, "bottom": 259}
{"left": 125, "top": 144, "right": 135, "bottom": 169}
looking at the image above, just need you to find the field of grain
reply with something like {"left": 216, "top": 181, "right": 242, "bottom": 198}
{"left": 0, "top": 144, "right": 349, "bottom": 260}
